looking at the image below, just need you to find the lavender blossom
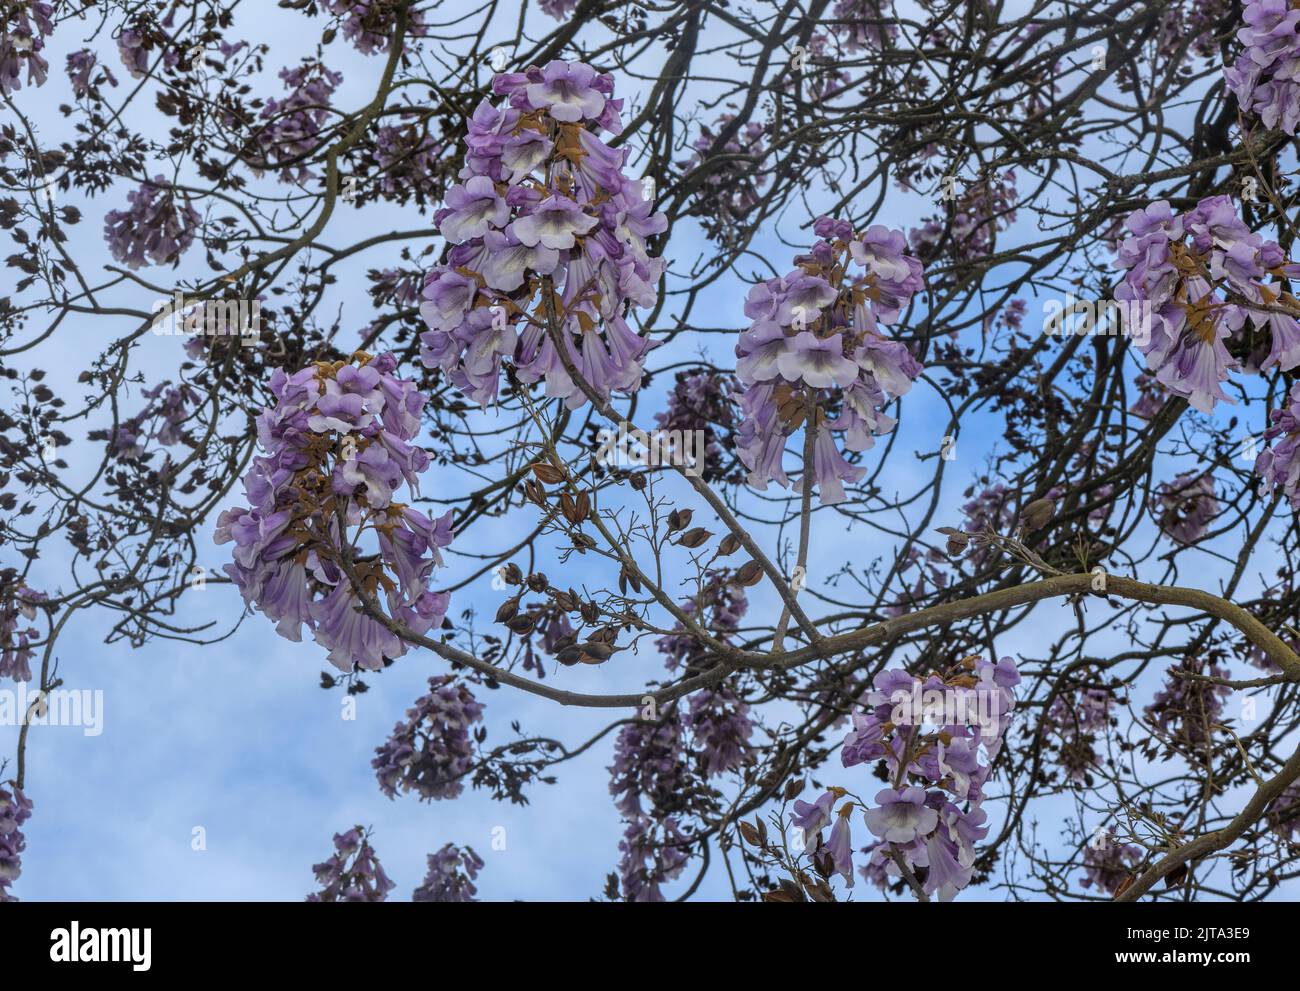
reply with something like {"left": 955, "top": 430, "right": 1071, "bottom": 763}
{"left": 372, "top": 676, "right": 484, "bottom": 801}
{"left": 733, "top": 217, "right": 925, "bottom": 505}
{"left": 307, "top": 827, "right": 395, "bottom": 902}
{"left": 419, "top": 61, "right": 664, "bottom": 410}
{"left": 215, "top": 353, "right": 452, "bottom": 673}
{"left": 1256, "top": 382, "right": 1300, "bottom": 509}
{"left": 0, "top": 1, "right": 53, "bottom": 97}
{"left": 103, "top": 177, "right": 201, "bottom": 269}
{"left": 412, "top": 843, "right": 484, "bottom": 902}
{"left": 0, "top": 784, "right": 31, "bottom": 901}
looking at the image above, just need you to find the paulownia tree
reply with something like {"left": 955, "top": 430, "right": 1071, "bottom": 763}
{"left": 3, "top": 0, "right": 1300, "bottom": 902}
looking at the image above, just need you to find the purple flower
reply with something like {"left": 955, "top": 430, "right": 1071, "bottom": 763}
{"left": 524, "top": 61, "right": 608, "bottom": 123}
{"left": 217, "top": 354, "right": 451, "bottom": 673}
{"left": 103, "top": 177, "right": 201, "bottom": 269}
{"left": 791, "top": 790, "right": 837, "bottom": 838}
{"left": 372, "top": 676, "right": 485, "bottom": 801}
{"left": 863, "top": 787, "right": 939, "bottom": 843}
{"left": 413, "top": 843, "right": 484, "bottom": 901}
{"left": 307, "top": 827, "right": 395, "bottom": 902}
{"left": 1256, "top": 382, "right": 1300, "bottom": 509}
{"left": 0, "top": 2, "right": 54, "bottom": 96}
{"left": 419, "top": 61, "right": 664, "bottom": 411}
{"left": 1226, "top": 0, "right": 1300, "bottom": 135}
{"left": 0, "top": 583, "right": 44, "bottom": 684}
{"left": 734, "top": 218, "right": 925, "bottom": 504}
{"left": 0, "top": 784, "right": 31, "bottom": 901}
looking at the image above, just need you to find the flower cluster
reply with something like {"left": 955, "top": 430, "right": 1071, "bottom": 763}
{"left": 1153, "top": 472, "right": 1221, "bottom": 543}
{"left": 797, "top": 656, "right": 1019, "bottom": 899}
{"left": 1113, "top": 197, "right": 1300, "bottom": 413}
{"left": 1, "top": 582, "right": 45, "bottom": 683}
{"left": 652, "top": 370, "right": 741, "bottom": 484}
{"left": 307, "top": 827, "right": 395, "bottom": 902}
{"left": 103, "top": 177, "right": 201, "bottom": 270}
{"left": 609, "top": 715, "right": 692, "bottom": 901}
{"left": 216, "top": 352, "right": 452, "bottom": 673}
{"left": 116, "top": 11, "right": 180, "bottom": 80}
{"left": 249, "top": 63, "right": 343, "bottom": 183}
{"left": 1043, "top": 686, "right": 1115, "bottom": 783}
{"left": 734, "top": 216, "right": 925, "bottom": 505}
{"left": 0, "top": 1, "right": 53, "bottom": 97}
{"left": 66, "top": 49, "right": 118, "bottom": 99}
{"left": 1080, "top": 833, "right": 1143, "bottom": 896}
{"left": 372, "top": 675, "right": 484, "bottom": 801}
{"left": 1256, "top": 381, "right": 1300, "bottom": 509}
{"left": 325, "top": 0, "right": 427, "bottom": 55}
{"left": 1225, "top": 0, "right": 1300, "bottom": 135}
{"left": 1144, "top": 658, "right": 1231, "bottom": 751}
{"left": 412, "top": 843, "right": 484, "bottom": 902}
{"left": 0, "top": 784, "right": 31, "bottom": 901}
{"left": 419, "top": 60, "right": 665, "bottom": 409}
{"left": 685, "top": 685, "right": 754, "bottom": 777}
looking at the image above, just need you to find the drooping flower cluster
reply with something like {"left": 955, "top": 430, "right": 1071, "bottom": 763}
{"left": 216, "top": 352, "right": 452, "bottom": 673}
{"left": 1153, "top": 472, "right": 1221, "bottom": 544}
{"left": 324, "top": 0, "right": 427, "bottom": 55}
{"left": 651, "top": 370, "right": 742, "bottom": 484}
{"left": 0, "top": 784, "right": 31, "bottom": 901}
{"left": 1113, "top": 197, "right": 1300, "bottom": 413}
{"left": 1043, "top": 686, "right": 1115, "bottom": 783}
{"left": 307, "top": 827, "right": 395, "bottom": 902}
{"left": 103, "top": 177, "right": 202, "bottom": 270}
{"left": 412, "top": 843, "right": 484, "bottom": 902}
{"left": 790, "top": 655, "right": 1013, "bottom": 894}
{"left": 734, "top": 216, "right": 925, "bottom": 505}
{"left": 802, "top": 656, "right": 1019, "bottom": 900}
{"left": 1129, "top": 371, "right": 1169, "bottom": 419}
{"left": 1225, "top": 0, "right": 1300, "bottom": 135}
{"left": 419, "top": 61, "right": 665, "bottom": 409}
{"left": 372, "top": 675, "right": 484, "bottom": 801}
{"left": 1, "top": 582, "right": 45, "bottom": 683}
{"left": 609, "top": 714, "right": 692, "bottom": 901}
{"left": 685, "top": 685, "right": 754, "bottom": 777}
{"left": 1256, "top": 381, "right": 1300, "bottom": 509}
{"left": 247, "top": 63, "right": 344, "bottom": 184}
{"left": 1144, "top": 657, "right": 1231, "bottom": 751}
{"left": 1080, "top": 832, "right": 1143, "bottom": 896}
{"left": 0, "top": 1, "right": 53, "bottom": 96}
